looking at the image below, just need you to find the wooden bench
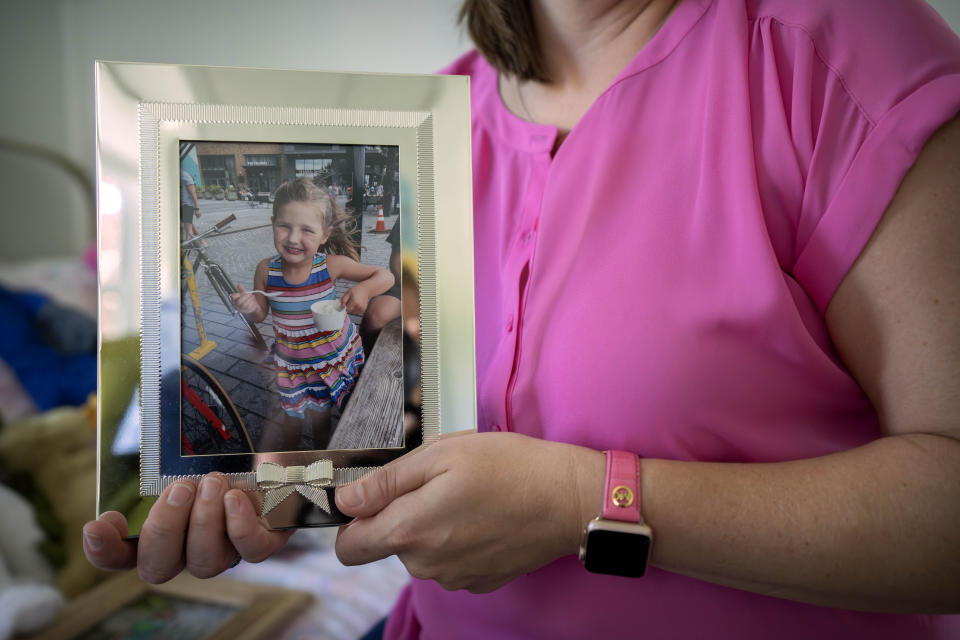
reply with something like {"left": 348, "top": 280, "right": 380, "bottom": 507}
{"left": 328, "top": 316, "right": 404, "bottom": 449}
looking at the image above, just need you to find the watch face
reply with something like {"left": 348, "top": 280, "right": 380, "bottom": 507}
{"left": 583, "top": 527, "right": 651, "bottom": 577}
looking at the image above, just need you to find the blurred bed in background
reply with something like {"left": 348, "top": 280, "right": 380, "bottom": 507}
{"left": 0, "top": 139, "right": 96, "bottom": 424}
{"left": 0, "top": 138, "right": 101, "bottom": 638}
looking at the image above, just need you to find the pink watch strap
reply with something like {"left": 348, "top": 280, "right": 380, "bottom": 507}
{"left": 602, "top": 450, "right": 642, "bottom": 523}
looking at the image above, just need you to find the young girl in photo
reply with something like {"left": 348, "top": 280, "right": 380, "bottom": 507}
{"left": 231, "top": 178, "right": 394, "bottom": 450}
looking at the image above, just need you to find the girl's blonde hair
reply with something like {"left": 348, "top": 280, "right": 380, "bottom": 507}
{"left": 272, "top": 177, "right": 360, "bottom": 261}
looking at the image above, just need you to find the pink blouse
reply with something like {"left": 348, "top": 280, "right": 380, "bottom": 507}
{"left": 388, "top": 0, "right": 960, "bottom": 637}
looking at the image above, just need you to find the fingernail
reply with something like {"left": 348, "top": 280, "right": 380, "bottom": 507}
{"left": 224, "top": 492, "right": 241, "bottom": 516}
{"left": 338, "top": 483, "right": 364, "bottom": 509}
{"left": 83, "top": 531, "right": 102, "bottom": 551}
{"left": 167, "top": 483, "right": 194, "bottom": 507}
{"left": 200, "top": 475, "right": 222, "bottom": 501}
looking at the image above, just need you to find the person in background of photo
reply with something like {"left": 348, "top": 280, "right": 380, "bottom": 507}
{"left": 359, "top": 219, "right": 402, "bottom": 354}
{"left": 179, "top": 169, "right": 201, "bottom": 243}
{"left": 84, "top": 1, "right": 960, "bottom": 638}
{"left": 230, "top": 178, "right": 394, "bottom": 450}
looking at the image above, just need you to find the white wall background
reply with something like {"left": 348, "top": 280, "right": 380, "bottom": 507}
{"left": 4, "top": 0, "right": 472, "bottom": 163}
{"left": 930, "top": 0, "right": 960, "bottom": 33}
{"left": 0, "top": 0, "right": 958, "bottom": 258}
{"left": 0, "top": 0, "right": 472, "bottom": 259}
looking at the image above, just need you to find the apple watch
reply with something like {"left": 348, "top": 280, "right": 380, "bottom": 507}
{"left": 578, "top": 450, "right": 652, "bottom": 577}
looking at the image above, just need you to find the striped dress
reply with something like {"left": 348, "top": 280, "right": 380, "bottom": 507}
{"left": 266, "top": 253, "right": 365, "bottom": 417}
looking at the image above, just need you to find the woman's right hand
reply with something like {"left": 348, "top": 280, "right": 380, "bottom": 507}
{"left": 230, "top": 285, "right": 260, "bottom": 315}
{"left": 82, "top": 473, "right": 293, "bottom": 583}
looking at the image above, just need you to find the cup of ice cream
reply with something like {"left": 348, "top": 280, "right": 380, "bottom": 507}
{"left": 310, "top": 299, "right": 346, "bottom": 332}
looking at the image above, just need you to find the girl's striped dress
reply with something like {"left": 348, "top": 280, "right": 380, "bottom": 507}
{"left": 266, "top": 252, "right": 365, "bottom": 417}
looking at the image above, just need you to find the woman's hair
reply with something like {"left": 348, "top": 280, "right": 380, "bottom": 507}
{"left": 458, "top": 0, "right": 548, "bottom": 82}
{"left": 272, "top": 177, "right": 360, "bottom": 261}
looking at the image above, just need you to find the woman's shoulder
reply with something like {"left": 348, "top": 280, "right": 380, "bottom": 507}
{"left": 435, "top": 49, "right": 486, "bottom": 78}
{"left": 742, "top": 0, "right": 960, "bottom": 118}
{"left": 745, "top": 0, "right": 952, "bottom": 30}
{"left": 435, "top": 50, "right": 499, "bottom": 106}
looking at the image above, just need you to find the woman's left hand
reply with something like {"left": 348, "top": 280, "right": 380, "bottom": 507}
{"left": 334, "top": 431, "right": 604, "bottom": 593}
{"left": 341, "top": 285, "right": 370, "bottom": 315}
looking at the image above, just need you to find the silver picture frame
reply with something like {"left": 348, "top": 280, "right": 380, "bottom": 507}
{"left": 96, "top": 61, "right": 475, "bottom": 530}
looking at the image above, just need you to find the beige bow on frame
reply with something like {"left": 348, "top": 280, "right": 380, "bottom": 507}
{"left": 256, "top": 460, "right": 334, "bottom": 517}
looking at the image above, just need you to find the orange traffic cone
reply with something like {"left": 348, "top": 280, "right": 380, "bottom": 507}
{"left": 372, "top": 205, "right": 388, "bottom": 233}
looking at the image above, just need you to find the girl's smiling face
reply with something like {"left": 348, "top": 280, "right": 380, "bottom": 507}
{"left": 273, "top": 201, "right": 330, "bottom": 266}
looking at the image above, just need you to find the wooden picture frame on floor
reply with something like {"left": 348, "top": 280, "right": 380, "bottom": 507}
{"left": 27, "top": 570, "right": 311, "bottom": 640}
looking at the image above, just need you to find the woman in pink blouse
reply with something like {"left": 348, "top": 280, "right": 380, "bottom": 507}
{"left": 85, "top": 0, "right": 960, "bottom": 637}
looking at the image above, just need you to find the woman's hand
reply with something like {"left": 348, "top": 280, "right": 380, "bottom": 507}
{"left": 334, "top": 432, "right": 604, "bottom": 593}
{"left": 341, "top": 285, "right": 371, "bottom": 315}
{"left": 82, "top": 473, "right": 293, "bottom": 584}
{"left": 230, "top": 284, "right": 260, "bottom": 315}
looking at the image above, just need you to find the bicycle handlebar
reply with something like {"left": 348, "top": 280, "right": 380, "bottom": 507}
{"left": 182, "top": 214, "right": 236, "bottom": 249}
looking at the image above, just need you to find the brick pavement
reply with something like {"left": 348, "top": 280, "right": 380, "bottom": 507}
{"left": 181, "top": 197, "right": 399, "bottom": 451}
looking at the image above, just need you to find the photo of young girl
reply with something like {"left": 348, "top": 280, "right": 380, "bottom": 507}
{"left": 179, "top": 142, "right": 405, "bottom": 455}
{"left": 231, "top": 178, "right": 394, "bottom": 450}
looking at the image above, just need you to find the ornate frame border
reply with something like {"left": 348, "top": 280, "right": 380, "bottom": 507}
{"left": 96, "top": 62, "right": 474, "bottom": 530}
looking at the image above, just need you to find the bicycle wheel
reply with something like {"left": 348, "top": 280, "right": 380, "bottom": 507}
{"left": 205, "top": 263, "right": 268, "bottom": 350}
{"left": 180, "top": 356, "right": 254, "bottom": 455}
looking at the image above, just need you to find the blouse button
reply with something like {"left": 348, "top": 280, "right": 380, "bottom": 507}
{"left": 505, "top": 315, "right": 514, "bottom": 332}
{"left": 491, "top": 423, "right": 502, "bottom": 432}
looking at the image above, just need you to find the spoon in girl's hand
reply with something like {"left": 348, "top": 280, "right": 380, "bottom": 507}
{"left": 235, "top": 285, "right": 282, "bottom": 298}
